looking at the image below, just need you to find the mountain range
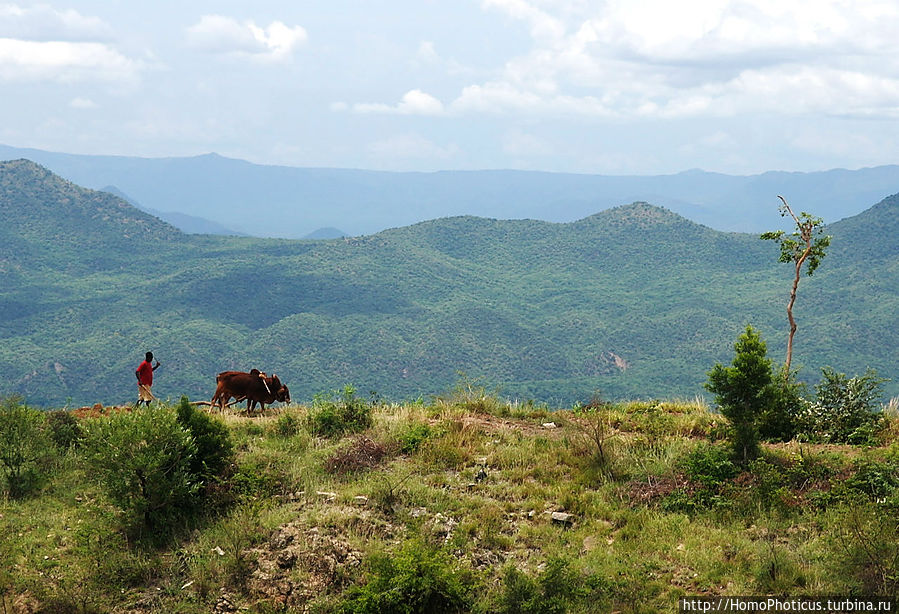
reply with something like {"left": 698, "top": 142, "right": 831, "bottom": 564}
{"left": 3, "top": 143, "right": 899, "bottom": 239}
{"left": 1, "top": 158, "right": 898, "bottom": 407}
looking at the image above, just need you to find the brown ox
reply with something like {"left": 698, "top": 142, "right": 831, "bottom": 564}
{"left": 211, "top": 369, "right": 290, "bottom": 413}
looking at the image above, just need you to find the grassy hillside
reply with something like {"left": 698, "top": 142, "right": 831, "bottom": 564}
{"left": 3, "top": 395, "right": 899, "bottom": 613}
{"left": 1, "top": 160, "right": 898, "bottom": 407}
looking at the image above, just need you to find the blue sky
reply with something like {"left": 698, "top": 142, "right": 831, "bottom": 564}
{"left": 2, "top": 0, "right": 899, "bottom": 174}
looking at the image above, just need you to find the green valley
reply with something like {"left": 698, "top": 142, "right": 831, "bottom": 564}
{"left": 1, "top": 159, "right": 897, "bottom": 407}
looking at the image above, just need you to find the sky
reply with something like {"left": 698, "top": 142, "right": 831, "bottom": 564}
{"left": 2, "top": 0, "right": 899, "bottom": 175}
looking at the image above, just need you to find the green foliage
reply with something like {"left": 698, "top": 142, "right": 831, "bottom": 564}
{"left": 83, "top": 405, "right": 199, "bottom": 532}
{"left": 754, "top": 543, "right": 806, "bottom": 593}
{"left": 337, "top": 539, "right": 474, "bottom": 614}
{"left": 5, "top": 158, "right": 899, "bottom": 408}
{"left": 794, "top": 368, "right": 886, "bottom": 444}
{"left": 396, "top": 422, "right": 436, "bottom": 454}
{"left": 46, "top": 410, "right": 83, "bottom": 451}
{"left": 497, "top": 558, "right": 590, "bottom": 614}
{"left": 705, "top": 326, "right": 775, "bottom": 462}
{"left": 757, "top": 373, "right": 804, "bottom": 442}
{"left": 307, "top": 385, "right": 373, "bottom": 437}
{"left": 272, "top": 409, "right": 303, "bottom": 437}
{"left": 760, "top": 207, "right": 830, "bottom": 277}
{"left": 175, "top": 396, "right": 234, "bottom": 480}
{"left": 0, "top": 396, "right": 53, "bottom": 498}
{"left": 684, "top": 444, "right": 739, "bottom": 488}
{"left": 826, "top": 502, "right": 899, "bottom": 595}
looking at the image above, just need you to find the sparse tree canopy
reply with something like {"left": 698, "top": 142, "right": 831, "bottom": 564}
{"left": 760, "top": 196, "right": 831, "bottom": 376}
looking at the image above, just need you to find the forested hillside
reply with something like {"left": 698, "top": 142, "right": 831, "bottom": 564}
{"left": 1, "top": 159, "right": 897, "bottom": 406}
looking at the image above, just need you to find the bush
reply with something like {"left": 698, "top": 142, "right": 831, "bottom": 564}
{"left": 83, "top": 405, "right": 199, "bottom": 533}
{"left": 0, "top": 396, "right": 53, "bottom": 498}
{"left": 397, "top": 422, "right": 435, "bottom": 454}
{"left": 758, "top": 374, "right": 804, "bottom": 442}
{"left": 684, "top": 443, "right": 738, "bottom": 488}
{"left": 175, "top": 396, "right": 234, "bottom": 481}
{"left": 272, "top": 409, "right": 303, "bottom": 437}
{"left": 497, "top": 558, "right": 587, "bottom": 614}
{"left": 795, "top": 368, "right": 886, "bottom": 444}
{"left": 337, "top": 539, "right": 474, "bottom": 614}
{"left": 47, "top": 410, "right": 83, "bottom": 450}
{"left": 307, "top": 385, "right": 373, "bottom": 437}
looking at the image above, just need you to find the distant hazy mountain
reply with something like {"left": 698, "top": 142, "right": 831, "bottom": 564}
{"left": 3, "top": 160, "right": 898, "bottom": 407}
{"left": 2, "top": 143, "right": 898, "bottom": 239}
{"left": 102, "top": 185, "right": 245, "bottom": 236}
{"left": 304, "top": 227, "right": 347, "bottom": 240}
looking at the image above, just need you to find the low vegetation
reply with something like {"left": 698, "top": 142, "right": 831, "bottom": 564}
{"left": 2, "top": 372, "right": 899, "bottom": 612}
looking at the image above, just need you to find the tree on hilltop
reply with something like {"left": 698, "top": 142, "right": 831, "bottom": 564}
{"left": 760, "top": 196, "right": 831, "bottom": 377}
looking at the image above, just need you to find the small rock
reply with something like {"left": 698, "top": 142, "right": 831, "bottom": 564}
{"left": 542, "top": 422, "right": 557, "bottom": 429}
{"left": 550, "top": 511, "right": 575, "bottom": 526}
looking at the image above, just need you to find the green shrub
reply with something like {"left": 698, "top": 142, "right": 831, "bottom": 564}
{"left": 663, "top": 444, "right": 739, "bottom": 513}
{"left": 744, "top": 459, "right": 794, "bottom": 514}
{"left": 497, "top": 558, "right": 587, "bottom": 614}
{"left": 47, "top": 410, "right": 83, "bottom": 450}
{"left": 397, "top": 423, "right": 435, "bottom": 454}
{"left": 844, "top": 458, "right": 899, "bottom": 501}
{"left": 337, "top": 539, "right": 474, "bottom": 614}
{"left": 795, "top": 368, "right": 886, "bottom": 444}
{"left": 272, "top": 410, "right": 302, "bottom": 437}
{"left": 826, "top": 502, "right": 899, "bottom": 595}
{"left": 83, "top": 405, "right": 199, "bottom": 532}
{"left": 758, "top": 375, "right": 804, "bottom": 442}
{"left": 307, "top": 385, "right": 373, "bottom": 437}
{"left": 0, "top": 396, "right": 53, "bottom": 498}
{"left": 176, "top": 396, "right": 234, "bottom": 481}
{"left": 684, "top": 444, "right": 738, "bottom": 488}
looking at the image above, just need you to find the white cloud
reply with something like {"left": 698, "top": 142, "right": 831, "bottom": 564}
{"left": 0, "top": 38, "right": 139, "bottom": 83}
{"left": 186, "top": 15, "right": 307, "bottom": 61}
{"left": 434, "top": 0, "right": 899, "bottom": 121}
{"left": 353, "top": 89, "right": 445, "bottom": 115}
{"left": 0, "top": 4, "right": 140, "bottom": 83}
{"left": 0, "top": 4, "right": 113, "bottom": 41}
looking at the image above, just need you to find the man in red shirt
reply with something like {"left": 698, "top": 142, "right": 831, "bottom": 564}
{"left": 135, "top": 351, "right": 161, "bottom": 406}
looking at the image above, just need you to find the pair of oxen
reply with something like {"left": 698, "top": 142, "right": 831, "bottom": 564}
{"left": 211, "top": 369, "right": 290, "bottom": 412}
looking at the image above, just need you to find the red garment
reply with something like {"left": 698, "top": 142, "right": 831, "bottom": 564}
{"left": 136, "top": 360, "right": 154, "bottom": 386}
